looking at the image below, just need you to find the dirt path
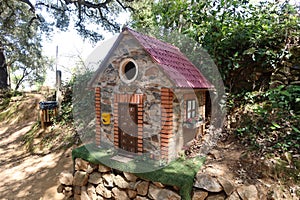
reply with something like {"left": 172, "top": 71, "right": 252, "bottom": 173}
{"left": 0, "top": 94, "right": 73, "bottom": 200}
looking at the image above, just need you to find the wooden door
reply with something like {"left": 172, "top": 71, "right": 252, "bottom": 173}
{"left": 118, "top": 103, "right": 138, "bottom": 153}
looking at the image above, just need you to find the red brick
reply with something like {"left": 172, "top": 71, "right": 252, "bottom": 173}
{"left": 162, "top": 118, "right": 173, "bottom": 122}
{"left": 137, "top": 143, "right": 143, "bottom": 148}
{"left": 161, "top": 130, "right": 172, "bottom": 134}
{"left": 161, "top": 88, "right": 170, "bottom": 91}
{"left": 161, "top": 96, "right": 172, "bottom": 101}
{"left": 160, "top": 134, "right": 173, "bottom": 139}
{"left": 161, "top": 100, "right": 172, "bottom": 104}
{"left": 162, "top": 126, "right": 173, "bottom": 131}
{"left": 161, "top": 143, "right": 169, "bottom": 148}
{"left": 161, "top": 113, "right": 173, "bottom": 121}
{"left": 162, "top": 105, "right": 172, "bottom": 109}
{"left": 161, "top": 138, "right": 170, "bottom": 143}
{"left": 162, "top": 113, "right": 173, "bottom": 118}
{"left": 163, "top": 121, "right": 173, "bottom": 126}
{"left": 95, "top": 108, "right": 101, "bottom": 112}
{"left": 95, "top": 105, "right": 101, "bottom": 108}
{"left": 162, "top": 108, "right": 173, "bottom": 113}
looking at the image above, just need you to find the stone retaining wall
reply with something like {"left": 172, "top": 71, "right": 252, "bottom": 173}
{"left": 58, "top": 158, "right": 259, "bottom": 200}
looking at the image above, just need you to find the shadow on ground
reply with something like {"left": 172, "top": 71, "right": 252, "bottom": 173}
{"left": 0, "top": 94, "right": 74, "bottom": 200}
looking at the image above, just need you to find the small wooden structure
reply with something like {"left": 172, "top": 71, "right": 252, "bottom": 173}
{"left": 89, "top": 27, "right": 214, "bottom": 162}
{"left": 39, "top": 101, "right": 58, "bottom": 129}
{"left": 39, "top": 69, "right": 61, "bottom": 129}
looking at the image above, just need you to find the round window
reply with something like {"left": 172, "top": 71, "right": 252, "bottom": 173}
{"left": 120, "top": 59, "right": 138, "bottom": 83}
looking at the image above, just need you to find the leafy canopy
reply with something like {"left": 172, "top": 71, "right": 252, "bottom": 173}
{"left": 0, "top": 0, "right": 50, "bottom": 90}
{"left": 25, "top": 0, "right": 134, "bottom": 42}
{"left": 131, "top": 0, "right": 300, "bottom": 155}
{"left": 0, "top": 0, "right": 134, "bottom": 90}
{"left": 131, "top": 0, "right": 300, "bottom": 93}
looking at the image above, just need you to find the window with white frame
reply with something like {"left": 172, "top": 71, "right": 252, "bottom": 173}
{"left": 186, "top": 99, "right": 197, "bottom": 119}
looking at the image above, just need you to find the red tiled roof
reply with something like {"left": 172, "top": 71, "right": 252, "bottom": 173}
{"left": 126, "top": 28, "right": 213, "bottom": 89}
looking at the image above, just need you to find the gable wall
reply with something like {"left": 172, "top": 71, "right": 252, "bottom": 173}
{"left": 94, "top": 33, "right": 208, "bottom": 162}
{"left": 95, "top": 34, "right": 174, "bottom": 156}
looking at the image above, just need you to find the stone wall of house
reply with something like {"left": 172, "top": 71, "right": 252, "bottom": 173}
{"left": 143, "top": 87, "right": 162, "bottom": 159}
{"left": 58, "top": 158, "right": 261, "bottom": 200}
{"left": 95, "top": 33, "right": 173, "bottom": 151}
{"left": 93, "top": 32, "right": 210, "bottom": 162}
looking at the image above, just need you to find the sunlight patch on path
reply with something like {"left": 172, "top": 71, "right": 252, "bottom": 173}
{"left": 0, "top": 152, "right": 63, "bottom": 183}
{"left": 0, "top": 126, "right": 8, "bottom": 134}
{"left": 0, "top": 122, "right": 34, "bottom": 146}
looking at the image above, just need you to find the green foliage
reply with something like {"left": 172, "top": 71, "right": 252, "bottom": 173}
{"left": 131, "top": 0, "right": 300, "bottom": 93}
{"left": 0, "top": 90, "right": 23, "bottom": 117}
{"left": 71, "top": 70, "right": 96, "bottom": 143}
{"left": 0, "top": 91, "right": 12, "bottom": 111}
{"left": 263, "top": 156, "right": 300, "bottom": 185}
{"left": 0, "top": 1, "right": 51, "bottom": 90}
{"left": 56, "top": 83, "right": 74, "bottom": 125}
{"left": 52, "top": 68, "right": 95, "bottom": 144}
{"left": 235, "top": 85, "right": 300, "bottom": 154}
{"left": 132, "top": 0, "right": 300, "bottom": 157}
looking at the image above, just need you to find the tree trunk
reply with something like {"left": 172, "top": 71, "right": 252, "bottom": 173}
{"left": 0, "top": 46, "right": 9, "bottom": 90}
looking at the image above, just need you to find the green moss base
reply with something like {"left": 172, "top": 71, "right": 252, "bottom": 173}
{"left": 72, "top": 144, "right": 205, "bottom": 200}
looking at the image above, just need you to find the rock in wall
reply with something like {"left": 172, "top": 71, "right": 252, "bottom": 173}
{"left": 58, "top": 158, "right": 262, "bottom": 200}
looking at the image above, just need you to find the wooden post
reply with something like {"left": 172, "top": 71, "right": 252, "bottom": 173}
{"left": 56, "top": 70, "right": 62, "bottom": 111}
{"left": 40, "top": 110, "right": 45, "bottom": 129}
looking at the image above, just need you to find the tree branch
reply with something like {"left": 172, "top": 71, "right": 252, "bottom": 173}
{"left": 18, "top": 0, "right": 35, "bottom": 12}
{"left": 14, "top": 67, "right": 29, "bottom": 91}
{"left": 32, "top": 0, "right": 133, "bottom": 42}
{"left": 116, "top": 0, "right": 134, "bottom": 11}
{"left": 35, "top": 2, "right": 65, "bottom": 12}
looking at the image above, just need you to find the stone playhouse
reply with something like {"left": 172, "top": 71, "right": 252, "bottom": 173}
{"left": 89, "top": 27, "right": 214, "bottom": 163}
{"left": 57, "top": 28, "right": 263, "bottom": 200}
